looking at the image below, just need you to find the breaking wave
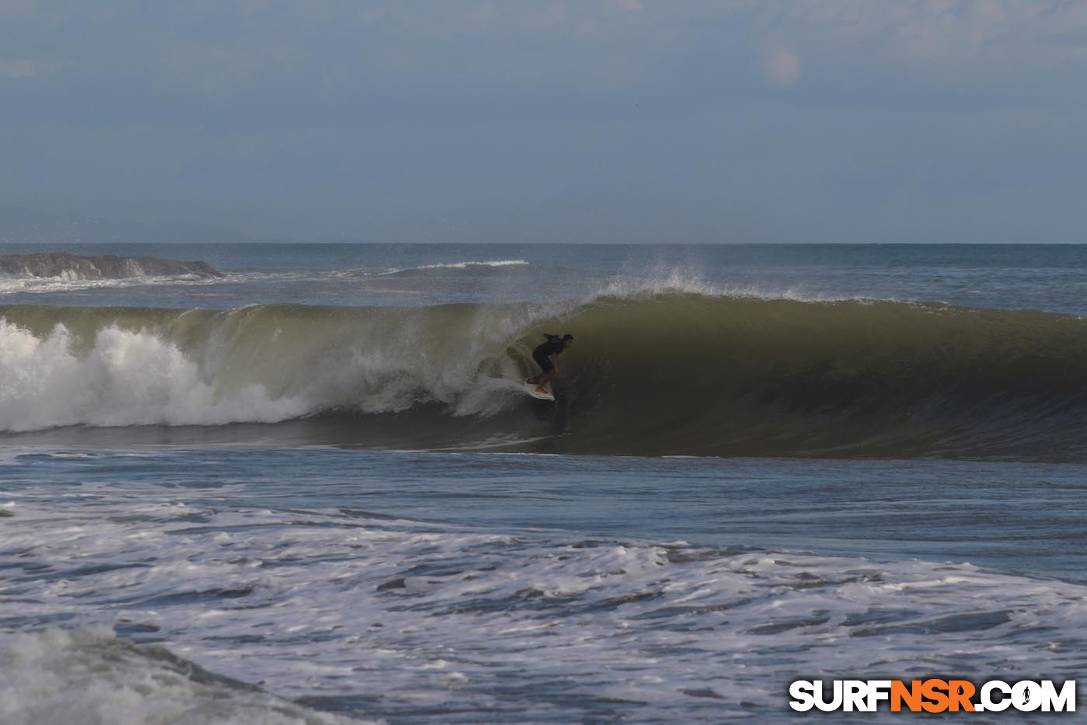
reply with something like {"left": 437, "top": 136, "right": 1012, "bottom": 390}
{"left": 4, "top": 293, "right": 1087, "bottom": 459}
{"left": 416, "top": 259, "right": 529, "bottom": 270}
{"left": 372, "top": 259, "right": 532, "bottom": 277}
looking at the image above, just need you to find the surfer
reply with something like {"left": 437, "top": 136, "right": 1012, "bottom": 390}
{"left": 527, "top": 333, "right": 574, "bottom": 395}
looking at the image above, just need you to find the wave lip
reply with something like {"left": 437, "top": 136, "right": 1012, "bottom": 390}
{"left": 0, "top": 251, "right": 223, "bottom": 280}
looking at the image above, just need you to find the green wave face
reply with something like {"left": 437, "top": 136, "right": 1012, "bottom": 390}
{"left": 550, "top": 294, "right": 1087, "bottom": 458}
{"left": 3, "top": 294, "right": 1087, "bottom": 460}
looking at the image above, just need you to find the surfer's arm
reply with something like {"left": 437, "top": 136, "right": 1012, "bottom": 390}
{"left": 551, "top": 353, "right": 561, "bottom": 377}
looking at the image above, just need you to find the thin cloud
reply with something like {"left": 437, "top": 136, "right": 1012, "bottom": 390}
{"left": 764, "top": 48, "right": 801, "bottom": 87}
{"left": 0, "top": 59, "right": 45, "bottom": 78}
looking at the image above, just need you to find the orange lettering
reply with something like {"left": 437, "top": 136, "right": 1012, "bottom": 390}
{"left": 947, "top": 680, "right": 976, "bottom": 712}
{"left": 891, "top": 680, "right": 923, "bottom": 712}
{"left": 921, "top": 679, "right": 950, "bottom": 713}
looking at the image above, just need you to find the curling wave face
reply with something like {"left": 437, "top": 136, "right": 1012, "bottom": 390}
{"left": 3, "top": 293, "right": 1087, "bottom": 460}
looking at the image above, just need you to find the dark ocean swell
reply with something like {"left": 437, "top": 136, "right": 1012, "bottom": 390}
{"left": 3, "top": 294, "right": 1087, "bottom": 460}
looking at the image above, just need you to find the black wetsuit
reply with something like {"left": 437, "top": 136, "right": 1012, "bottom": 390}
{"left": 532, "top": 335, "right": 566, "bottom": 373}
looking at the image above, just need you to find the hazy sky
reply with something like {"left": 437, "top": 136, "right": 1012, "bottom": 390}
{"left": 2, "top": 0, "right": 1086, "bottom": 242}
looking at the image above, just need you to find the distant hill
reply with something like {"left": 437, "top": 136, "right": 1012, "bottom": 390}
{"left": 0, "top": 204, "right": 258, "bottom": 243}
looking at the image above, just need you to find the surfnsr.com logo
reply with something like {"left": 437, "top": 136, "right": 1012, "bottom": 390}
{"left": 789, "top": 679, "right": 1076, "bottom": 713}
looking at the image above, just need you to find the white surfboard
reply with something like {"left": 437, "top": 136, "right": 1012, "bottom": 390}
{"left": 523, "top": 380, "right": 555, "bottom": 401}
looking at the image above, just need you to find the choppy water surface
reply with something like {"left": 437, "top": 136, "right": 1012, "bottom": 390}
{"left": 2, "top": 244, "right": 1086, "bottom": 722}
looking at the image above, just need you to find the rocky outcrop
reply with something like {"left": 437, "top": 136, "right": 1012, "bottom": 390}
{"left": 0, "top": 251, "right": 224, "bottom": 279}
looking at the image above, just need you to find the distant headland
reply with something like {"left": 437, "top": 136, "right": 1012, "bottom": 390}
{"left": 0, "top": 251, "right": 224, "bottom": 280}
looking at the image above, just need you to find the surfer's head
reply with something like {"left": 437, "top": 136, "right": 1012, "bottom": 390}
{"left": 562, "top": 333, "right": 574, "bottom": 346}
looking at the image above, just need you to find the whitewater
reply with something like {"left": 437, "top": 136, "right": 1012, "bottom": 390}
{"left": 2, "top": 243, "right": 1086, "bottom": 723}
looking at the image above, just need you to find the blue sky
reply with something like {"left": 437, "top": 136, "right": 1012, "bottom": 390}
{"left": 2, "top": 0, "right": 1085, "bottom": 242}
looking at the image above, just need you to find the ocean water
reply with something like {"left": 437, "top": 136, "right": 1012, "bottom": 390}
{"left": 1, "top": 243, "right": 1086, "bottom": 723}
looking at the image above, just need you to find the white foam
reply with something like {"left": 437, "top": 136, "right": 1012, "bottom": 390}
{"left": 0, "top": 273, "right": 238, "bottom": 296}
{"left": 0, "top": 300, "right": 558, "bottom": 431}
{"left": 0, "top": 628, "right": 354, "bottom": 725}
{"left": 3, "top": 482, "right": 1084, "bottom": 720}
{"left": 0, "top": 321, "right": 309, "bottom": 431}
{"left": 367, "top": 259, "right": 531, "bottom": 276}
